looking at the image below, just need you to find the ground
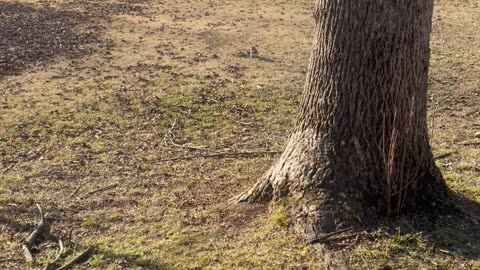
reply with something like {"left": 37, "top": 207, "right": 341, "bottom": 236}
{"left": 0, "top": 0, "right": 478, "bottom": 269}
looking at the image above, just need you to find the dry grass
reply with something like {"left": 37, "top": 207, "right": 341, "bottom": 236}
{"left": 0, "top": 0, "right": 478, "bottom": 269}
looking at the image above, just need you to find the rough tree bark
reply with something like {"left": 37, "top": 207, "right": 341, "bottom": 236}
{"left": 235, "top": 0, "right": 450, "bottom": 251}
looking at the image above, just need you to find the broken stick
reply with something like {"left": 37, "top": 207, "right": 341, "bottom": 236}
{"left": 25, "top": 204, "right": 48, "bottom": 246}
{"left": 22, "top": 204, "right": 50, "bottom": 263}
{"left": 44, "top": 239, "right": 64, "bottom": 270}
{"left": 81, "top": 184, "right": 118, "bottom": 199}
{"left": 56, "top": 247, "right": 94, "bottom": 270}
{"left": 308, "top": 227, "right": 354, "bottom": 244}
{"left": 69, "top": 184, "right": 82, "bottom": 198}
{"left": 157, "top": 150, "right": 281, "bottom": 163}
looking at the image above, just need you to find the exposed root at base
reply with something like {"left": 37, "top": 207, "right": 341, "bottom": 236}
{"left": 232, "top": 177, "right": 273, "bottom": 203}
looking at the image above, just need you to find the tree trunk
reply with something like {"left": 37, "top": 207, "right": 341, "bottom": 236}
{"left": 235, "top": 0, "right": 449, "bottom": 241}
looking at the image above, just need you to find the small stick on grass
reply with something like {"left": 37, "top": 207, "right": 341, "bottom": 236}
{"left": 434, "top": 152, "right": 455, "bottom": 160}
{"left": 169, "top": 140, "right": 216, "bottom": 152}
{"left": 69, "top": 184, "right": 82, "bottom": 198}
{"left": 460, "top": 141, "right": 480, "bottom": 146}
{"left": 65, "top": 228, "right": 74, "bottom": 247}
{"left": 2, "top": 163, "right": 16, "bottom": 174}
{"left": 44, "top": 239, "right": 65, "bottom": 270}
{"left": 56, "top": 247, "right": 94, "bottom": 270}
{"left": 157, "top": 151, "right": 281, "bottom": 163}
{"left": 81, "top": 184, "right": 118, "bottom": 199}
{"left": 438, "top": 248, "right": 460, "bottom": 257}
{"left": 308, "top": 227, "right": 354, "bottom": 244}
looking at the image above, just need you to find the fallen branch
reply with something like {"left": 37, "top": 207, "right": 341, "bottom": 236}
{"left": 22, "top": 204, "right": 50, "bottom": 263}
{"left": 56, "top": 247, "right": 94, "bottom": 270}
{"left": 25, "top": 205, "right": 48, "bottom": 246}
{"left": 44, "top": 239, "right": 65, "bottom": 270}
{"left": 157, "top": 151, "right": 281, "bottom": 163}
{"left": 169, "top": 140, "right": 217, "bottom": 152}
{"left": 81, "top": 184, "right": 118, "bottom": 199}
{"left": 308, "top": 227, "right": 354, "bottom": 244}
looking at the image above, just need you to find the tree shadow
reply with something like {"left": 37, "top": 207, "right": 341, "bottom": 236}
{"left": 318, "top": 192, "right": 480, "bottom": 268}
{"left": 0, "top": 203, "right": 39, "bottom": 233}
{"left": 95, "top": 249, "right": 169, "bottom": 270}
{"left": 37, "top": 244, "right": 170, "bottom": 270}
{"left": 368, "top": 192, "right": 480, "bottom": 261}
{"left": 0, "top": 203, "right": 169, "bottom": 269}
{"left": 0, "top": 2, "right": 98, "bottom": 78}
{"left": 413, "top": 192, "right": 480, "bottom": 259}
{"left": 256, "top": 56, "right": 275, "bottom": 63}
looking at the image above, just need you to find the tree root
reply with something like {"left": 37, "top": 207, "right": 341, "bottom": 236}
{"left": 232, "top": 177, "right": 273, "bottom": 203}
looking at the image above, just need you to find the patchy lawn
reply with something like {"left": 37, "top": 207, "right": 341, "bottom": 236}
{"left": 0, "top": 0, "right": 478, "bottom": 269}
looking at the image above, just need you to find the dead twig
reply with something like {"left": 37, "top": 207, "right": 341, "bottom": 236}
{"left": 65, "top": 228, "right": 74, "bottom": 247}
{"left": 459, "top": 141, "right": 480, "bottom": 146}
{"left": 1, "top": 163, "right": 15, "bottom": 174}
{"left": 22, "top": 204, "right": 50, "bottom": 263}
{"left": 236, "top": 121, "right": 254, "bottom": 126}
{"left": 56, "top": 247, "right": 94, "bottom": 270}
{"left": 157, "top": 151, "right": 281, "bottom": 163}
{"left": 162, "top": 119, "right": 178, "bottom": 145}
{"left": 69, "top": 184, "right": 82, "bottom": 198}
{"left": 308, "top": 227, "right": 354, "bottom": 244}
{"left": 159, "top": 206, "right": 168, "bottom": 216}
{"left": 81, "top": 184, "right": 118, "bottom": 199}
{"left": 44, "top": 239, "right": 65, "bottom": 270}
{"left": 25, "top": 204, "right": 48, "bottom": 246}
{"left": 438, "top": 248, "right": 461, "bottom": 257}
{"left": 169, "top": 140, "right": 216, "bottom": 152}
{"left": 434, "top": 152, "right": 455, "bottom": 160}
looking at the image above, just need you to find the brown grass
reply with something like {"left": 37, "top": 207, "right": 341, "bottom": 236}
{"left": 0, "top": 0, "right": 479, "bottom": 269}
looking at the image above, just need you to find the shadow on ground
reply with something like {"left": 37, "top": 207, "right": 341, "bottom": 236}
{"left": 0, "top": 203, "right": 168, "bottom": 269}
{"left": 311, "top": 191, "right": 480, "bottom": 267}
{"left": 363, "top": 192, "right": 480, "bottom": 265}
{"left": 0, "top": 2, "right": 99, "bottom": 78}
{"left": 414, "top": 192, "right": 480, "bottom": 259}
{"left": 96, "top": 248, "right": 168, "bottom": 270}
